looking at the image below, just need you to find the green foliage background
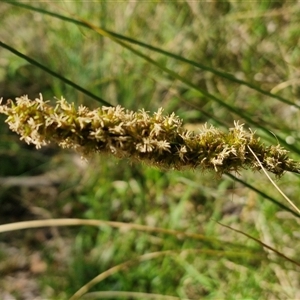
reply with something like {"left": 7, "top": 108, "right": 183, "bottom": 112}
{"left": 0, "top": 1, "right": 300, "bottom": 299}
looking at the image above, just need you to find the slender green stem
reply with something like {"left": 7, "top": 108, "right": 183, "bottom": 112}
{"left": 225, "top": 173, "right": 300, "bottom": 218}
{"left": 0, "top": 41, "right": 112, "bottom": 107}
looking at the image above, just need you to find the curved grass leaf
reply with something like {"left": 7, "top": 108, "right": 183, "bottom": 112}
{"left": 0, "top": 218, "right": 245, "bottom": 249}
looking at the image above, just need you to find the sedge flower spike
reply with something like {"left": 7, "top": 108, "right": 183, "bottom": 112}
{"left": 0, "top": 94, "right": 299, "bottom": 177}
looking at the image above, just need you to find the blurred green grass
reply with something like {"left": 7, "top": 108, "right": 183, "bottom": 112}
{"left": 1, "top": 1, "right": 300, "bottom": 299}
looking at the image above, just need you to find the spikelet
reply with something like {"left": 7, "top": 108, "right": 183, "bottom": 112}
{"left": 0, "top": 94, "right": 299, "bottom": 177}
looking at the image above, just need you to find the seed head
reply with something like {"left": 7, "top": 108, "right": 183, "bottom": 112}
{"left": 0, "top": 94, "right": 299, "bottom": 177}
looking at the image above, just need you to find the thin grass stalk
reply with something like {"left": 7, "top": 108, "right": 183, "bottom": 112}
{"left": 0, "top": 218, "right": 221, "bottom": 244}
{"left": 247, "top": 145, "right": 300, "bottom": 215}
{"left": 225, "top": 173, "right": 300, "bottom": 218}
{"left": 217, "top": 222, "right": 300, "bottom": 268}
{"left": 0, "top": 41, "right": 111, "bottom": 106}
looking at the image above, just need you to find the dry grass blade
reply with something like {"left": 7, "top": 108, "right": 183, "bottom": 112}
{"left": 0, "top": 218, "right": 217, "bottom": 243}
{"left": 0, "top": 41, "right": 111, "bottom": 106}
{"left": 217, "top": 222, "right": 300, "bottom": 268}
{"left": 247, "top": 145, "right": 300, "bottom": 215}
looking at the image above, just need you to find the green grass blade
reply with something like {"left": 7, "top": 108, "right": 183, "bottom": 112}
{"left": 0, "top": 41, "right": 112, "bottom": 106}
{"left": 218, "top": 221, "right": 300, "bottom": 267}
{"left": 225, "top": 172, "right": 300, "bottom": 218}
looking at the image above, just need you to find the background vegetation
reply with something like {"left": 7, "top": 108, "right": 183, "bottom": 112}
{"left": 0, "top": 1, "right": 300, "bottom": 299}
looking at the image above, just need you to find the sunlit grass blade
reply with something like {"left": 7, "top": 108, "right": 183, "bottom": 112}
{"left": 4, "top": 1, "right": 298, "bottom": 110}
{"left": 0, "top": 218, "right": 224, "bottom": 245}
{"left": 0, "top": 41, "right": 112, "bottom": 106}
{"left": 0, "top": 218, "right": 262, "bottom": 264}
{"left": 248, "top": 145, "right": 300, "bottom": 215}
